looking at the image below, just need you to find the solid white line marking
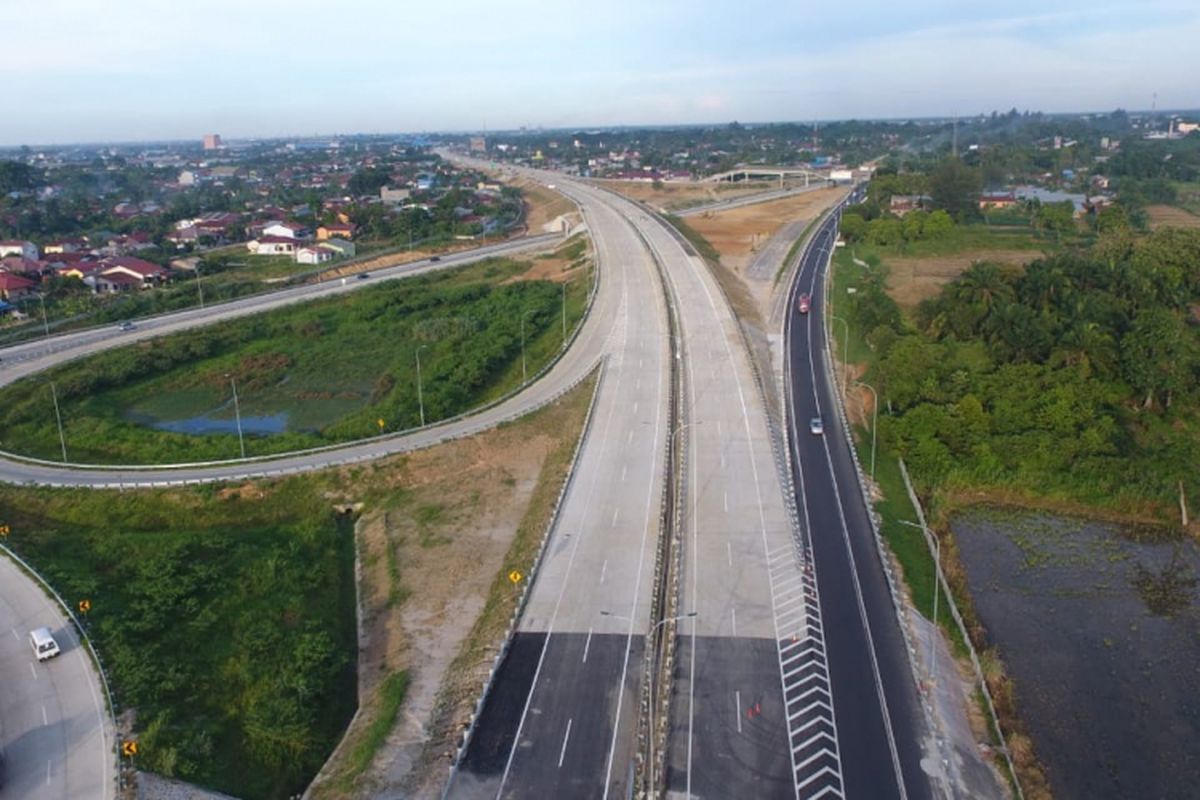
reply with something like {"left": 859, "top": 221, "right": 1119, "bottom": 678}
{"left": 46, "top": 759, "right": 52, "bottom": 785}
{"left": 735, "top": 691, "right": 743, "bottom": 733}
{"left": 723, "top": 491, "right": 728, "bottom": 513}
{"left": 600, "top": 559, "right": 608, "bottom": 585}
{"left": 726, "top": 541, "right": 733, "bottom": 567}
{"left": 559, "top": 718, "right": 573, "bottom": 767}
{"left": 583, "top": 628, "right": 593, "bottom": 663}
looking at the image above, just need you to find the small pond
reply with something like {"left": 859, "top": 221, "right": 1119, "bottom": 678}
{"left": 953, "top": 510, "right": 1200, "bottom": 799}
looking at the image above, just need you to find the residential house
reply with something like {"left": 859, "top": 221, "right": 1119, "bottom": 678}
{"left": 317, "top": 223, "right": 355, "bottom": 240}
{"left": 1, "top": 256, "right": 48, "bottom": 277}
{"left": 979, "top": 193, "right": 1018, "bottom": 210}
{"left": 90, "top": 271, "right": 144, "bottom": 294}
{"left": 295, "top": 246, "right": 333, "bottom": 265}
{"left": 0, "top": 240, "right": 39, "bottom": 260}
{"left": 318, "top": 239, "right": 355, "bottom": 258}
{"left": 0, "top": 272, "right": 36, "bottom": 301}
{"left": 262, "top": 221, "right": 310, "bottom": 240}
{"left": 248, "top": 236, "right": 297, "bottom": 256}
{"left": 42, "top": 238, "right": 86, "bottom": 255}
{"left": 889, "top": 195, "right": 930, "bottom": 216}
{"left": 98, "top": 256, "right": 170, "bottom": 288}
{"left": 380, "top": 186, "right": 411, "bottom": 205}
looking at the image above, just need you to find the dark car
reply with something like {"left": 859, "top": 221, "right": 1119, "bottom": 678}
{"left": 118, "top": 321, "right": 136, "bottom": 331}
{"left": 356, "top": 272, "right": 370, "bottom": 280}
{"left": 430, "top": 255, "right": 441, "bottom": 262}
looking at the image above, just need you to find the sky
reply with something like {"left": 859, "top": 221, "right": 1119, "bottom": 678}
{"left": 3, "top": 0, "right": 1199, "bottom": 146}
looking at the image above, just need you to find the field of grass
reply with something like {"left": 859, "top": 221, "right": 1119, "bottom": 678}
{"left": 0, "top": 255, "right": 591, "bottom": 464}
{"left": 0, "top": 481, "right": 358, "bottom": 799}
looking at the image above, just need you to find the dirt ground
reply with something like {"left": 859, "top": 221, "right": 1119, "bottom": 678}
{"left": 307, "top": 376, "right": 596, "bottom": 799}
{"left": 687, "top": 187, "right": 843, "bottom": 272}
{"left": 1147, "top": 204, "right": 1200, "bottom": 230}
{"left": 885, "top": 249, "right": 1037, "bottom": 309}
{"left": 603, "top": 179, "right": 779, "bottom": 211}
{"left": 511, "top": 177, "right": 578, "bottom": 233}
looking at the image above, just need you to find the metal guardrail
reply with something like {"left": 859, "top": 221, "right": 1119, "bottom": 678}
{"left": 0, "top": 540, "right": 122, "bottom": 796}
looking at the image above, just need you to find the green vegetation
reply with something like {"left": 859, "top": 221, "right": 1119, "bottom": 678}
{"left": 834, "top": 213, "right": 1200, "bottom": 523}
{"left": 0, "top": 481, "right": 357, "bottom": 799}
{"left": 337, "top": 671, "right": 409, "bottom": 787}
{"left": 0, "top": 256, "right": 590, "bottom": 464}
{"left": 664, "top": 214, "right": 721, "bottom": 262}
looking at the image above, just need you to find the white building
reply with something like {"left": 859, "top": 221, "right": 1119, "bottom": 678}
{"left": 248, "top": 236, "right": 297, "bottom": 256}
{"left": 0, "top": 240, "right": 39, "bottom": 260}
{"left": 295, "top": 246, "right": 333, "bottom": 265}
{"left": 262, "top": 222, "right": 308, "bottom": 240}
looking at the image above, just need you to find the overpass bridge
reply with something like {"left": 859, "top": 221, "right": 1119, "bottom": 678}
{"left": 705, "top": 166, "right": 828, "bottom": 186}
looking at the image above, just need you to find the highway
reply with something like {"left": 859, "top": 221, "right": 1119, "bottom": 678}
{"left": 784, "top": 205, "right": 932, "bottom": 798}
{"left": 445, "top": 178, "right": 670, "bottom": 798}
{"left": 0, "top": 553, "right": 114, "bottom": 799}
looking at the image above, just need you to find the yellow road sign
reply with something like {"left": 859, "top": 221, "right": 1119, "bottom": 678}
{"left": 78, "top": 599, "right": 92, "bottom": 614}
{"left": 377, "top": 418, "right": 386, "bottom": 431}
{"left": 0, "top": 524, "right": 10, "bottom": 537}
{"left": 122, "top": 740, "right": 138, "bottom": 757}
{"left": 508, "top": 569, "right": 523, "bottom": 585}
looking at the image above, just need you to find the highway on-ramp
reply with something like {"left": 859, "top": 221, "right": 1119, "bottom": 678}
{"left": 0, "top": 554, "right": 114, "bottom": 799}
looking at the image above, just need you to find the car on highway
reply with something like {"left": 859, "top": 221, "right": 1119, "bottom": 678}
{"left": 430, "top": 255, "right": 441, "bottom": 262}
{"left": 797, "top": 293, "right": 810, "bottom": 314}
{"left": 118, "top": 321, "right": 136, "bottom": 331}
{"left": 356, "top": 272, "right": 370, "bottom": 280}
{"left": 809, "top": 417, "right": 824, "bottom": 436}
{"left": 30, "top": 626, "right": 61, "bottom": 661}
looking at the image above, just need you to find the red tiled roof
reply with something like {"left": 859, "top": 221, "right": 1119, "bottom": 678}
{"left": 0, "top": 273, "right": 36, "bottom": 290}
{"left": 256, "top": 235, "right": 296, "bottom": 245}
{"left": 103, "top": 256, "right": 167, "bottom": 276}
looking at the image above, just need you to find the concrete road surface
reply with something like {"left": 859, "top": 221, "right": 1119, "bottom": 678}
{"left": 0, "top": 554, "right": 114, "bottom": 799}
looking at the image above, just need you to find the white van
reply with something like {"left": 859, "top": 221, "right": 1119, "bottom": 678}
{"left": 29, "top": 627, "right": 60, "bottom": 661}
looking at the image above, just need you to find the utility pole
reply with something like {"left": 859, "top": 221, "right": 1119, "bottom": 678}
{"left": 49, "top": 381, "right": 67, "bottom": 462}
{"left": 228, "top": 375, "right": 245, "bottom": 459}
{"left": 415, "top": 345, "right": 428, "bottom": 427}
{"left": 561, "top": 279, "right": 575, "bottom": 348}
{"left": 195, "top": 264, "right": 205, "bottom": 309}
{"left": 521, "top": 310, "right": 537, "bottom": 384}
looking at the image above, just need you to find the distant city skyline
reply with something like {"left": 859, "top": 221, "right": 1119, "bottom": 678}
{"left": 3, "top": 0, "right": 1198, "bottom": 147}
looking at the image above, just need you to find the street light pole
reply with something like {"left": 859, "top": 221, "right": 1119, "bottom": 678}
{"left": 49, "top": 381, "right": 67, "bottom": 462}
{"left": 38, "top": 293, "right": 49, "bottom": 337}
{"left": 195, "top": 264, "right": 205, "bottom": 309}
{"left": 561, "top": 278, "right": 575, "bottom": 349}
{"left": 415, "top": 345, "right": 428, "bottom": 427}
{"left": 601, "top": 609, "right": 697, "bottom": 795}
{"left": 521, "top": 310, "right": 537, "bottom": 384}
{"left": 855, "top": 380, "right": 879, "bottom": 478}
{"left": 830, "top": 314, "right": 849, "bottom": 399}
{"left": 228, "top": 375, "right": 246, "bottom": 459}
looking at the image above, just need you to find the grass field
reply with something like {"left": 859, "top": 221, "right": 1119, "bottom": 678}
{"left": 0, "top": 481, "right": 358, "bottom": 799}
{"left": 0, "top": 249, "right": 592, "bottom": 464}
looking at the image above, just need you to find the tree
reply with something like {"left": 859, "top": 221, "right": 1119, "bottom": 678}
{"left": 840, "top": 213, "right": 867, "bottom": 242}
{"left": 1121, "top": 308, "right": 1198, "bottom": 409}
{"left": 1034, "top": 201, "right": 1075, "bottom": 241}
{"left": 923, "top": 210, "right": 954, "bottom": 239}
{"left": 867, "top": 217, "right": 903, "bottom": 247}
{"left": 929, "top": 158, "right": 982, "bottom": 221}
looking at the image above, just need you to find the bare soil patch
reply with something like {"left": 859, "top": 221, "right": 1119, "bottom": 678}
{"left": 886, "top": 249, "right": 1037, "bottom": 309}
{"left": 511, "top": 177, "right": 577, "bottom": 233}
{"left": 1146, "top": 204, "right": 1200, "bottom": 230}
{"left": 603, "top": 179, "right": 777, "bottom": 211}
{"left": 687, "top": 187, "right": 842, "bottom": 273}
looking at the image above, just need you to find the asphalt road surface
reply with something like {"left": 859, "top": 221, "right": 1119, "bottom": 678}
{"left": 785, "top": 208, "right": 932, "bottom": 799}
{"left": 0, "top": 554, "right": 114, "bottom": 799}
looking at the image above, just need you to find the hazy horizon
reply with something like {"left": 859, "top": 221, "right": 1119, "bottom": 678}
{"left": 5, "top": 0, "right": 1199, "bottom": 147}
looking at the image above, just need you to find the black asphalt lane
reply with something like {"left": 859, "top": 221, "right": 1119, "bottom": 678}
{"left": 666, "top": 636, "right": 795, "bottom": 799}
{"left": 788, "top": 216, "right": 932, "bottom": 799}
{"left": 448, "top": 631, "right": 643, "bottom": 800}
